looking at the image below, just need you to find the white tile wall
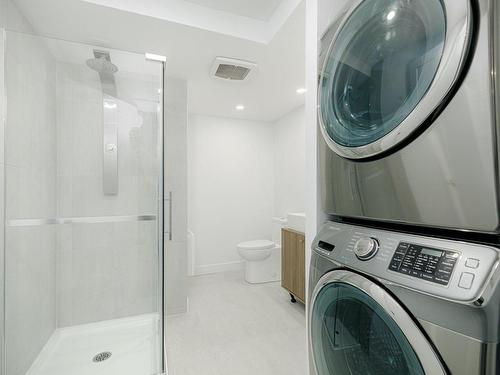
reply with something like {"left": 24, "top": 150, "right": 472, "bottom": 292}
{"left": 4, "top": 31, "right": 57, "bottom": 375}
{"left": 54, "top": 61, "right": 162, "bottom": 327}
{"left": 56, "top": 222, "right": 158, "bottom": 326}
{"left": 55, "top": 64, "right": 159, "bottom": 218}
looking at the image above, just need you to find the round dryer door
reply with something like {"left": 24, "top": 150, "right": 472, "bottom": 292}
{"left": 309, "top": 270, "right": 446, "bottom": 375}
{"left": 319, "top": 0, "right": 473, "bottom": 159}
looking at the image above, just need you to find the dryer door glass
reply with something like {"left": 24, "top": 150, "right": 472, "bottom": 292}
{"left": 320, "top": 0, "right": 446, "bottom": 150}
{"left": 311, "top": 282, "right": 424, "bottom": 375}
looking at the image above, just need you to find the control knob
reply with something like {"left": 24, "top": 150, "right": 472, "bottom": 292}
{"left": 354, "top": 237, "right": 379, "bottom": 261}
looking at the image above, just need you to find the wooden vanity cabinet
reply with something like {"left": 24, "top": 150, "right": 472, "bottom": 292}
{"left": 281, "top": 228, "right": 306, "bottom": 304}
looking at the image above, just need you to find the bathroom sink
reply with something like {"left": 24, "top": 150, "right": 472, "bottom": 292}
{"left": 286, "top": 212, "right": 305, "bottom": 233}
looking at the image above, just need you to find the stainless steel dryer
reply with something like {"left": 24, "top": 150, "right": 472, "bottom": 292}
{"left": 309, "top": 222, "right": 500, "bottom": 375}
{"left": 318, "top": 0, "right": 500, "bottom": 234}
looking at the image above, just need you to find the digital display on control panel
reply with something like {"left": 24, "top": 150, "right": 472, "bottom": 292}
{"left": 420, "top": 248, "right": 443, "bottom": 257}
{"left": 388, "top": 242, "right": 459, "bottom": 285}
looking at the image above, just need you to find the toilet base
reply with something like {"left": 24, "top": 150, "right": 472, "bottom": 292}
{"left": 244, "top": 246, "right": 281, "bottom": 284}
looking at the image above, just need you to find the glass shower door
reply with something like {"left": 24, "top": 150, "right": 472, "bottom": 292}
{"left": 3, "top": 31, "right": 165, "bottom": 375}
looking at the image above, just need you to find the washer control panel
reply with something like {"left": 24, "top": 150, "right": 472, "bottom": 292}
{"left": 389, "top": 242, "right": 459, "bottom": 285}
{"left": 313, "top": 222, "right": 500, "bottom": 303}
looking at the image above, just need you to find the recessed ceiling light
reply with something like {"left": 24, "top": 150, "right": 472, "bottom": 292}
{"left": 387, "top": 10, "right": 396, "bottom": 21}
{"left": 236, "top": 104, "right": 245, "bottom": 110}
{"left": 296, "top": 88, "right": 307, "bottom": 94}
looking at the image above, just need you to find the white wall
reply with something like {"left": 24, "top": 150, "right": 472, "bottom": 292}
{"left": 188, "top": 115, "right": 275, "bottom": 274}
{"left": 273, "top": 106, "right": 305, "bottom": 217}
{"left": 187, "top": 107, "right": 307, "bottom": 275}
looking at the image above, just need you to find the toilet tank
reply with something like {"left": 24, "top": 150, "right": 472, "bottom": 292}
{"left": 271, "top": 217, "right": 287, "bottom": 245}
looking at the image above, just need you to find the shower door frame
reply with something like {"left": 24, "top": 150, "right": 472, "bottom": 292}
{"left": 159, "top": 59, "right": 167, "bottom": 375}
{"left": 0, "top": 27, "right": 5, "bottom": 375}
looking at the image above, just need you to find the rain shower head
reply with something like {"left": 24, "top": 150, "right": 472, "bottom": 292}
{"left": 86, "top": 55, "right": 118, "bottom": 74}
{"left": 86, "top": 49, "right": 118, "bottom": 97}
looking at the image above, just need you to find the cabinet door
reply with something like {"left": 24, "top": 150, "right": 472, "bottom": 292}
{"left": 281, "top": 229, "right": 295, "bottom": 294}
{"left": 294, "top": 233, "right": 306, "bottom": 302}
{"left": 282, "top": 229, "right": 306, "bottom": 302}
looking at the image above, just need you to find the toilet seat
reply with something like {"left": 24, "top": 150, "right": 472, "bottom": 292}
{"left": 237, "top": 240, "right": 275, "bottom": 250}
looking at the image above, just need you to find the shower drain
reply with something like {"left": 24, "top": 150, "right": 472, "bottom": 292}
{"left": 92, "top": 351, "right": 112, "bottom": 363}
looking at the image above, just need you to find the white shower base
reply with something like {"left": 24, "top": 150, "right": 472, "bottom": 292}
{"left": 26, "top": 314, "right": 162, "bottom": 375}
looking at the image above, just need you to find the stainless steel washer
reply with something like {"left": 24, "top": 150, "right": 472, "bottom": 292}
{"left": 309, "top": 222, "right": 500, "bottom": 375}
{"left": 318, "top": 0, "right": 500, "bottom": 235}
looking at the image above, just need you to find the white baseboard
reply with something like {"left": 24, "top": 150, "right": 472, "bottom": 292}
{"left": 194, "top": 261, "right": 244, "bottom": 275}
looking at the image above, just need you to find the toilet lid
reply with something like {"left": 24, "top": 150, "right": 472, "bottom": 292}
{"left": 238, "top": 240, "right": 275, "bottom": 250}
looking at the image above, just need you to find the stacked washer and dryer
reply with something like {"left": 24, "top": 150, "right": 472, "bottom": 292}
{"left": 310, "top": 0, "right": 500, "bottom": 374}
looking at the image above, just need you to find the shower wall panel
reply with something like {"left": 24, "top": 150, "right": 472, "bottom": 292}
{"left": 4, "top": 31, "right": 57, "bottom": 375}
{"left": 54, "top": 62, "right": 160, "bottom": 326}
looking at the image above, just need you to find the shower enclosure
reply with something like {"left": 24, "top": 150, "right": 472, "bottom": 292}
{"left": 0, "top": 30, "right": 166, "bottom": 375}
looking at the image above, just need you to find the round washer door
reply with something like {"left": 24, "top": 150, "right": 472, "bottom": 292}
{"left": 309, "top": 270, "right": 446, "bottom": 375}
{"left": 319, "top": 0, "right": 473, "bottom": 159}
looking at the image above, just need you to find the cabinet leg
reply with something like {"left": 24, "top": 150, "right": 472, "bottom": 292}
{"left": 290, "top": 293, "right": 297, "bottom": 303}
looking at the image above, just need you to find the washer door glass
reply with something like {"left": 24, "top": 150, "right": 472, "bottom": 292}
{"left": 320, "top": 0, "right": 446, "bottom": 149}
{"left": 311, "top": 282, "right": 424, "bottom": 375}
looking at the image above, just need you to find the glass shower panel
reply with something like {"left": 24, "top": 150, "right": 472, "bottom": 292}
{"left": 3, "top": 31, "right": 164, "bottom": 375}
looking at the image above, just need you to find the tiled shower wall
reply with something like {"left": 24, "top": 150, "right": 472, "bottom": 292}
{"left": 1, "top": 2, "right": 44, "bottom": 375}
{"left": 54, "top": 62, "right": 160, "bottom": 327}
{"left": 4, "top": 32, "right": 58, "bottom": 375}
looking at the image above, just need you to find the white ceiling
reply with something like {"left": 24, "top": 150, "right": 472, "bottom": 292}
{"left": 184, "top": 0, "right": 283, "bottom": 21}
{"left": 79, "top": 0, "right": 301, "bottom": 43}
{"left": 12, "top": 0, "right": 305, "bottom": 122}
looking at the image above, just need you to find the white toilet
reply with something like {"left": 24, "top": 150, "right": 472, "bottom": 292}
{"left": 237, "top": 217, "right": 286, "bottom": 284}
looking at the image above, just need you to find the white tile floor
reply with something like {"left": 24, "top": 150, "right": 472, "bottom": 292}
{"left": 26, "top": 314, "right": 162, "bottom": 375}
{"left": 165, "top": 271, "right": 307, "bottom": 375}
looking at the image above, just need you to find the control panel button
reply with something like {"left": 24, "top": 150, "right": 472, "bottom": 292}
{"left": 465, "top": 258, "right": 480, "bottom": 269}
{"left": 389, "top": 262, "right": 400, "bottom": 271}
{"left": 458, "top": 272, "right": 475, "bottom": 289}
{"left": 354, "top": 237, "right": 379, "bottom": 261}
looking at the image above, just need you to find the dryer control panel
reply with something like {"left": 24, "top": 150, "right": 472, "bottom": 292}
{"left": 313, "top": 222, "right": 500, "bottom": 303}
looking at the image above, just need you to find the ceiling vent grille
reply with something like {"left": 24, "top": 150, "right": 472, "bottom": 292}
{"left": 211, "top": 57, "right": 258, "bottom": 82}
